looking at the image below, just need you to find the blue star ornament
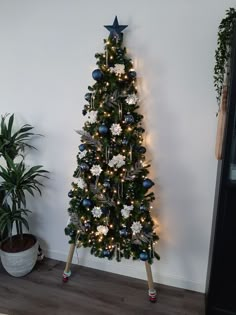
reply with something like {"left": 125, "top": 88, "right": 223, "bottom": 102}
{"left": 104, "top": 16, "right": 128, "bottom": 39}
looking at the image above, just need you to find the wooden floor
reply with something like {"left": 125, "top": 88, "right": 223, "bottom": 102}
{"left": 0, "top": 258, "right": 205, "bottom": 315}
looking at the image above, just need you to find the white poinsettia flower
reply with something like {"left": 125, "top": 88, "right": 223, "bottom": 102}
{"left": 126, "top": 94, "right": 139, "bottom": 105}
{"left": 86, "top": 110, "right": 97, "bottom": 124}
{"left": 110, "top": 123, "right": 122, "bottom": 136}
{"left": 108, "top": 154, "right": 125, "bottom": 168}
{"left": 92, "top": 206, "right": 102, "bottom": 218}
{"left": 97, "top": 225, "right": 109, "bottom": 235}
{"left": 78, "top": 150, "right": 87, "bottom": 159}
{"left": 131, "top": 221, "right": 142, "bottom": 234}
{"left": 90, "top": 164, "right": 103, "bottom": 176}
{"left": 121, "top": 208, "right": 130, "bottom": 219}
{"left": 111, "top": 64, "right": 125, "bottom": 75}
{"left": 77, "top": 177, "right": 86, "bottom": 189}
{"left": 123, "top": 204, "right": 133, "bottom": 211}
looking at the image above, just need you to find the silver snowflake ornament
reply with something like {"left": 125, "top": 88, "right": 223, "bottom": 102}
{"left": 110, "top": 123, "right": 122, "bottom": 136}
{"left": 126, "top": 94, "right": 139, "bottom": 105}
{"left": 92, "top": 206, "right": 102, "bottom": 218}
{"left": 131, "top": 221, "right": 142, "bottom": 234}
{"left": 90, "top": 164, "right": 103, "bottom": 176}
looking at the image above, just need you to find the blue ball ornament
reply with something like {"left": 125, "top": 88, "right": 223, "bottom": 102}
{"left": 84, "top": 221, "right": 91, "bottom": 229}
{"left": 82, "top": 198, "right": 93, "bottom": 208}
{"left": 98, "top": 125, "right": 108, "bottom": 135}
{"left": 140, "top": 251, "right": 148, "bottom": 261}
{"left": 122, "top": 138, "right": 129, "bottom": 145}
{"left": 143, "top": 178, "right": 154, "bottom": 189}
{"left": 68, "top": 190, "right": 73, "bottom": 198}
{"left": 103, "top": 249, "right": 110, "bottom": 257}
{"left": 137, "top": 146, "right": 146, "bottom": 154}
{"left": 84, "top": 93, "right": 92, "bottom": 102}
{"left": 69, "top": 230, "right": 76, "bottom": 237}
{"left": 119, "top": 228, "right": 128, "bottom": 237}
{"left": 101, "top": 207, "right": 109, "bottom": 215}
{"left": 80, "top": 162, "right": 89, "bottom": 171}
{"left": 103, "top": 180, "right": 111, "bottom": 189}
{"left": 124, "top": 114, "right": 134, "bottom": 124}
{"left": 92, "top": 69, "right": 103, "bottom": 81}
{"left": 79, "top": 144, "right": 86, "bottom": 151}
{"left": 140, "top": 204, "right": 148, "bottom": 212}
{"left": 129, "top": 70, "right": 136, "bottom": 79}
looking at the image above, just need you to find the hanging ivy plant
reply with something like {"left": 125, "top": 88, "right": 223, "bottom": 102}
{"left": 214, "top": 8, "right": 236, "bottom": 107}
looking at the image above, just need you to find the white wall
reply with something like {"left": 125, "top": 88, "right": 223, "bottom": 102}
{"left": 0, "top": 0, "right": 234, "bottom": 293}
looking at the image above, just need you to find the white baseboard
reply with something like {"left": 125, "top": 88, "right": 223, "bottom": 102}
{"left": 44, "top": 248, "right": 205, "bottom": 293}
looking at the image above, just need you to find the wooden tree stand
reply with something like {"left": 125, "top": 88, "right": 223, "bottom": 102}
{"left": 62, "top": 243, "right": 157, "bottom": 302}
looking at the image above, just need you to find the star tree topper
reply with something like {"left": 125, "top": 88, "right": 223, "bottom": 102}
{"left": 104, "top": 16, "right": 128, "bottom": 39}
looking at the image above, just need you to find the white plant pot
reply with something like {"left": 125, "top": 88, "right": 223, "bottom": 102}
{"left": 0, "top": 235, "right": 38, "bottom": 277}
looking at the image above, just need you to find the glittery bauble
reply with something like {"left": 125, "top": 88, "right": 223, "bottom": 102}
{"left": 79, "top": 144, "right": 86, "bottom": 151}
{"left": 68, "top": 190, "right": 73, "bottom": 198}
{"left": 82, "top": 198, "right": 93, "bottom": 208}
{"left": 98, "top": 125, "right": 109, "bottom": 135}
{"left": 139, "top": 251, "right": 148, "bottom": 261}
{"left": 140, "top": 204, "right": 147, "bottom": 212}
{"left": 129, "top": 70, "right": 137, "bottom": 79}
{"left": 124, "top": 114, "right": 134, "bottom": 124}
{"left": 137, "top": 146, "right": 146, "bottom": 154}
{"left": 84, "top": 221, "right": 91, "bottom": 229}
{"left": 92, "top": 69, "right": 103, "bottom": 81}
{"left": 119, "top": 228, "right": 128, "bottom": 237}
{"left": 103, "top": 249, "right": 110, "bottom": 257}
{"left": 101, "top": 207, "right": 109, "bottom": 215}
{"left": 143, "top": 178, "right": 154, "bottom": 189}
{"left": 103, "top": 180, "right": 111, "bottom": 188}
{"left": 69, "top": 230, "right": 76, "bottom": 237}
{"left": 84, "top": 93, "right": 92, "bottom": 102}
{"left": 122, "top": 138, "right": 129, "bottom": 145}
{"left": 80, "top": 162, "right": 89, "bottom": 171}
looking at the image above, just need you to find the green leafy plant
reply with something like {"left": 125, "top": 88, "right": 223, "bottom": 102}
{"left": 214, "top": 8, "right": 236, "bottom": 107}
{"left": 0, "top": 114, "right": 48, "bottom": 248}
{"left": 0, "top": 156, "right": 48, "bottom": 246}
{"left": 0, "top": 113, "right": 37, "bottom": 161}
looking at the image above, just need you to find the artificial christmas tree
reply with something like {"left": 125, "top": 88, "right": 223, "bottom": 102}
{"left": 63, "top": 17, "right": 159, "bottom": 302}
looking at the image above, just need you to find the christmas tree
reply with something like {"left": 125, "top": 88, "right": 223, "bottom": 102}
{"left": 65, "top": 17, "right": 160, "bottom": 264}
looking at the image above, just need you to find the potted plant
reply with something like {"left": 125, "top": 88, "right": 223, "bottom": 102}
{"left": 0, "top": 114, "right": 48, "bottom": 276}
{"left": 0, "top": 113, "right": 37, "bottom": 242}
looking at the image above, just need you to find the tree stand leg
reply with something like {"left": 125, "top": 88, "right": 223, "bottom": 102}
{"left": 145, "top": 261, "right": 157, "bottom": 303}
{"left": 62, "top": 243, "right": 76, "bottom": 283}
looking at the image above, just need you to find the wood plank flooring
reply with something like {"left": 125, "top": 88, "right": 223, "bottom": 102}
{"left": 0, "top": 258, "right": 205, "bottom": 315}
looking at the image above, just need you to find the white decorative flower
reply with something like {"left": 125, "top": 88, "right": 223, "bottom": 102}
{"left": 110, "top": 123, "right": 122, "bottom": 136}
{"left": 121, "top": 208, "right": 130, "bottom": 219}
{"left": 111, "top": 64, "right": 125, "bottom": 75}
{"left": 121, "top": 204, "right": 133, "bottom": 219}
{"left": 126, "top": 94, "right": 139, "bottom": 105}
{"left": 92, "top": 206, "right": 102, "bottom": 218}
{"left": 131, "top": 221, "right": 142, "bottom": 234}
{"left": 86, "top": 110, "right": 97, "bottom": 124}
{"left": 97, "top": 225, "right": 109, "bottom": 235}
{"left": 108, "top": 154, "right": 125, "bottom": 168}
{"left": 90, "top": 164, "right": 103, "bottom": 176}
{"left": 77, "top": 177, "right": 86, "bottom": 189}
{"left": 124, "top": 204, "right": 134, "bottom": 211}
{"left": 78, "top": 149, "right": 87, "bottom": 159}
